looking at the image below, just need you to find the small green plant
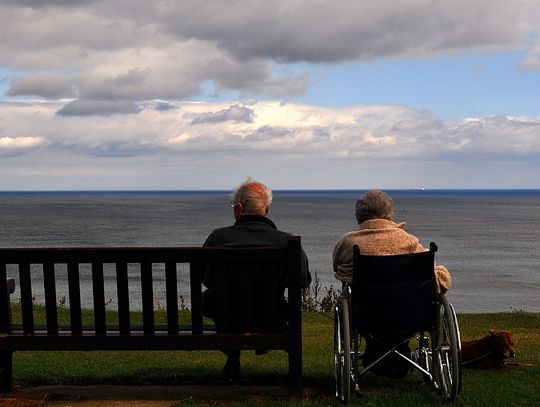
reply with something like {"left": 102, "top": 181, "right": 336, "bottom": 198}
{"left": 58, "top": 296, "right": 67, "bottom": 307}
{"left": 302, "top": 271, "right": 340, "bottom": 312}
{"left": 179, "top": 295, "right": 188, "bottom": 312}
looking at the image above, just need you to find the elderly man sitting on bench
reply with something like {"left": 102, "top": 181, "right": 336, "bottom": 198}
{"left": 202, "top": 178, "right": 311, "bottom": 381}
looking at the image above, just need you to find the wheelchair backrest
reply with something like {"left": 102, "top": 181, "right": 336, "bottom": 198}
{"left": 351, "top": 244, "right": 437, "bottom": 334}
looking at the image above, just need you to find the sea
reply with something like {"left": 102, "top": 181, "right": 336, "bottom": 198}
{"left": 0, "top": 190, "right": 538, "bottom": 314}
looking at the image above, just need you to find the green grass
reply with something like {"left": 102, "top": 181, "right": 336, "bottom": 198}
{"left": 8, "top": 307, "right": 540, "bottom": 406}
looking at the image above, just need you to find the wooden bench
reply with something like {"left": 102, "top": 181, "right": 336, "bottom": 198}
{"left": 0, "top": 236, "right": 303, "bottom": 394}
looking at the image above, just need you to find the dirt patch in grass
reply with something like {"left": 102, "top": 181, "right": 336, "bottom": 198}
{"left": 2, "top": 384, "right": 319, "bottom": 406}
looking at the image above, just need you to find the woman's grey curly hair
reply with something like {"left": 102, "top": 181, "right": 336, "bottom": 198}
{"left": 355, "top": 190, "right": 394, "bottom": 224}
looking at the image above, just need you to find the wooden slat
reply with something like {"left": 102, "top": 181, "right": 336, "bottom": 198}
{"left": 67, "top": 262, "right": 82, "bottom": 335}
{"left": 0, "top": 247, "right": 285, "bottom": 265}
{"left": 165, "top": 262, "right": 178, "bottom": 335}
{"left": 115, "top": 263, "right": 130, "bottom": 335}
{"left": 0, "top": 263, "right": 9, "bottom": 333}
{"left": 43, "top": 263, "right": 58, "bottom": 335}
{"left": 8, "top": 323, "right": 216, "bottom": 334}
{"left": 237, "top": 268, "right": 253, "bottom": 330}
{"left": 140, "top": 262, "right": 154, "bottom": 335}
{"left": 19, "top": 263, "right": 34, "bottom": 335}
{"left": 215, "top": 268, "right": 229, "bottom": 333}
{"left": 0, "top": 333, "right": 289, "bottom": 352}
{"left": 263, "top": 266, "right": 279, "bottom": 333}
{"left": 91, "top": 263, "right": 106, "bottom": 335}
{"left": 190, "top": 263, "right": 203, "bottom": 335}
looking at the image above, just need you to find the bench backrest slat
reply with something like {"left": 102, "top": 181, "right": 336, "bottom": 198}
{"left": 92, "top": 263, "right": 106, "bottom": 336}
{"left": 67, "top": 262, "right": 82, "bottom": 335}
{"left": 263, "top": 265, "right": 279, "bottom": 332}
{"left": 43, "top": 262, "right": 58, "bottom": 335}
{"left": 0, "top": 263, "right": 9, "bottom": 333}
{"left": 141, "top": 262, "right": 154, "bottom": 335}
{"left": 189, "top": 263, "right": 203, "bottom": 335}
{"left": 115, "top": 262, "right": 131, "bottom": 335}
{"left": 286, "top": 237, "right": 302, "bottom": 387}
{"left": 165, "top": 262, "right": 179, "bottom": 335}
{"left": 19, "top": 263, "right": 34, "bottom": 335}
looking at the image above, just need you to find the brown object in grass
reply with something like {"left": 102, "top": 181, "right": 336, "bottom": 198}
{"left": 462, "top": 330, "right": 515, "bottom": 368}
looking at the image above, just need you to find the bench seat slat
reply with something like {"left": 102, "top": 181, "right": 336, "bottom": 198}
{"left": 0, "top": 333, "right": 289, "bottom": 351}
{"left": 8, "top": 323, "right": 217, "bottom": 333}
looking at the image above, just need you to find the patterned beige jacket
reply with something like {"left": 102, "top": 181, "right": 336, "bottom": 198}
{"left": 332, "top": 218, "right": 451, "bottom": 293}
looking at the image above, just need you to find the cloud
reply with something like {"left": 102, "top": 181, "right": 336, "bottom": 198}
{"left": 520, "top": 37, "right": 540, "bottom": 71}
{"left": 0, "top": 136, "right": 44, "bottom": 149}
{"left": 151, "top": 0, "right": 537, "bottom": 62}
{"left": 0, "top": 135, "right": 45, "bottom": 157}
{"left": 2, "top": 99, "right": 540, "bottom": 160}
{"left": 1, "top": 99, "right": 539, "bottom": 188}
{"left": 246, "top": 126, "right": 291, "bottom": 143}
{"left": 191, "top": 105, "right": 254, "bottom": 124}
{"left": 56, "top": 99, "right": 141, "bottom": 116}
{"left": 8, "top": 73, "right": 78, "bottom": 99}
{"left": 1, "top": 0, "right": 95, "bottom": 6}
{"left": 2, "top": 0, "right": 540, "bottom": 111}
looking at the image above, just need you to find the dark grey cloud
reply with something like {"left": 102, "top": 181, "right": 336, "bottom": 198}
{"left": 154, "top": 1, "right": 531, "bottom": 63}
{"left": 56, "top": 99, "right": 140, "bottom": 116}
{"left": 312, "top": 128, "right": 331, "bottom": 141}
{"left": 192, "top": 105, "right": 254, "bottom": 124}
{"left": 0, "top": 0, "right": 94, "bottom": 6}
{"left": 247, "top": 125, "right": 292, "bottom": 141}
{"left": 8, "top": 73, "right": 78, "bottom": 99}
{"left": 1, "top": 0, "right": 537, "bottom": 107}
{"left": 152, "top": 101, "right": 178, "bottom": 111}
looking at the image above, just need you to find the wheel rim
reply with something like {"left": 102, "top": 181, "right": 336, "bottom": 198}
{"left": 432, "top": 296, "right": 461, "bottom": 401}
{"left": 334, "top": 299, "right": 351, "bottom": 403}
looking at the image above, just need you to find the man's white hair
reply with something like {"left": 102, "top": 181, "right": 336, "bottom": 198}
{"left": 231, "top": 177, "right": 273, "bottom": 215}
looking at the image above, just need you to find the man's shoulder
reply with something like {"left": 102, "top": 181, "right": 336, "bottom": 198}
{"left": 204, "top": 225, "right": 237, "bottom": 246}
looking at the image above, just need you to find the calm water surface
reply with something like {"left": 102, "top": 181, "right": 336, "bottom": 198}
{"left": 0, "top": 190, "right": 538, "bottom": 313}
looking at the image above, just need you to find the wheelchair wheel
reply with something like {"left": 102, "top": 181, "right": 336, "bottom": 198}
{"left": 334, "top": 298, "right": 351, "bottom": 404}
{"left": 432, "top": 295, "right": 461, "bottom": 401}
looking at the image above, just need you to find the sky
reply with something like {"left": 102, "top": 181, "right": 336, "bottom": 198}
{"left": 1, "top": 0, "right": 539, "bottom": 190}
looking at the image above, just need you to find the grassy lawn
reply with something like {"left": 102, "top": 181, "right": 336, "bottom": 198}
{"left": 8, "top": 308, "right": 540, "bottom": 406}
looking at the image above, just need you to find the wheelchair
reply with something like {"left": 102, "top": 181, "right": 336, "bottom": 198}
{"left": 334, "top": 243, "right": 462, "bottom": 403}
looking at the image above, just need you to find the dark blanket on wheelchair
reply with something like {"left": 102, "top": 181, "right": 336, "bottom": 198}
{"left": 363, "top": 334, "right": 412, "bottom": 379}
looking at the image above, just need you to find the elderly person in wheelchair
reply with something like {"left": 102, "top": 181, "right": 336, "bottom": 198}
{"left": 332, "top": 190, "right": 460, "bottom": 403}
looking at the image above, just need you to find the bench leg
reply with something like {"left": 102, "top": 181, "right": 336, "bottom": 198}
{"left": 0, "top": 351, "right": 13, "bottom": 393}
{"left": 288, "top": 349, "right": 302, "bottom": 395}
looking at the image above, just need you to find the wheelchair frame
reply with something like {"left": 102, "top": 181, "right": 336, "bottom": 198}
{"left": 334, "top": 245, "right": 462, "bottom": 403}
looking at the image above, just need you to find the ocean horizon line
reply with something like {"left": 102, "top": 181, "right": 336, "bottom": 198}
{"left": 1, "top": 188, "right": 539, "bottom": 195}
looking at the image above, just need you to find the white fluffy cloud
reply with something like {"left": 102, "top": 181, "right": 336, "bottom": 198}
{"left": 2, "top": 99, "right": 539, "bottom": 158}
{"left": 1, "top": 99, "right": 538, "bottom": 189}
